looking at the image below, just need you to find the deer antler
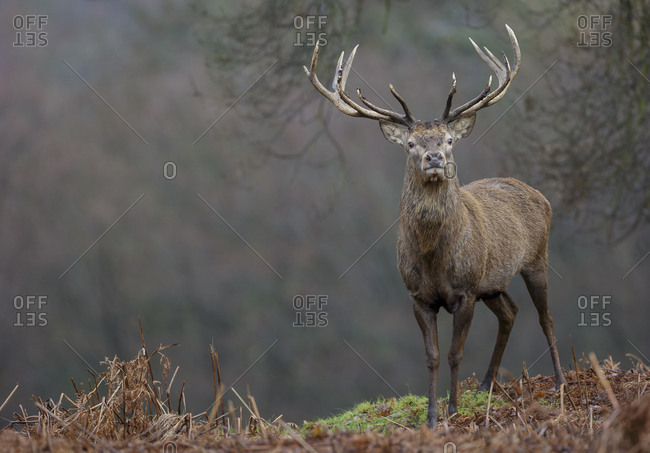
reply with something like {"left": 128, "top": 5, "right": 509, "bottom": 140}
{"left": 441, "top": 24, "right": 521, "bottom": 123}
{"left": 303, "top": 43, "right": 416, "bottom": 127}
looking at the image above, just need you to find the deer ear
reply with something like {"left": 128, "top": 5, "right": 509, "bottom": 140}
{"left": 379, "top": 120, "right": 408, "bottom": 145}
{"left": 450, "top": 114, "right": 476, "bottom": 139}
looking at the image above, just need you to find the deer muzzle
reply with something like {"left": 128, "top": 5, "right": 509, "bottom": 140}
{"left": 422, "top": 151, "right": 446, "bottom": 180}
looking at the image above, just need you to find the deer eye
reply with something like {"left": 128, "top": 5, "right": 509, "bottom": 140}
{"left": 408, "top": 141, "right": 415, "bottom": 149}
{"left": 447, "top": 138, "right": 453, "bottom": 145}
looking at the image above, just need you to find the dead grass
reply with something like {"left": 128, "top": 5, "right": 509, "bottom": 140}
{"left": 2, "top": 324, "right": 649, "bottom": 452}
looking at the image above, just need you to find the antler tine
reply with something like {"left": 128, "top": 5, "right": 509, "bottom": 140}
{"left": 303, "top": 42, "right": 360, "bottom": 117}
{"left": 356, "top": 84, "right": 415, "bottom": 126}
{"left": 335, "top": 77, "right": 395, "bottom": 121}
{"left": 337, "top": 44, "right": 357, "bottom": 91}
{"left": 485, "top": 24, "right": 520, "bottom": 106}
{"left": 389, "top": 84, "right": 415, "bottom": 124}
{"left": 471, "top": 39, "right": 507, "bottom": 85}
{"left": 441, "top": 73, "right": 457, "bottom": 120}
{"left": 505, "top": 23, "right": 521, "bottom": 79}
{"left": 442, "top": 25, "right": 521, "bottom": 123}
{"left": 304, "top": 43, "right": 417, "bottom": 126}
{"left": 446, "top": 75, "right": 493, "bottom": 120}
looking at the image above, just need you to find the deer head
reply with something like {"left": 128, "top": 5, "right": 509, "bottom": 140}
{"left": 303, "top": 25, "right": 520, "bottom": 184}
{"left": 379, "top": 118, "right": 475, "bottom": 183}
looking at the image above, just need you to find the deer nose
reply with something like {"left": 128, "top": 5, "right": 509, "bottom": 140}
{"left": 424, "top": 152, "right": 444, "bottom": 167}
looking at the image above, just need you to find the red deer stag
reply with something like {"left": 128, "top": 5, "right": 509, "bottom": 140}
{"left": 303, "top": 25, "right": 566, "bottom": 428}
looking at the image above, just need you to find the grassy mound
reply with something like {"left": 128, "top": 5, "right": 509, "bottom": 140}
{"left": 302, "top": 380, "right": 508, "bottom": 435}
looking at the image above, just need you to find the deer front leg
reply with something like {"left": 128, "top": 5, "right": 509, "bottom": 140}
{"left": 413, "top": 299, "right": 439, "bottom": 428}
{"left": 448, "top": 297, "right": 475, "bottom": 415}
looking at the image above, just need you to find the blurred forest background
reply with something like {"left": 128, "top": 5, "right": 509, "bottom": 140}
{"left": 1, "top": 0, "right": 649, "bottom": 425}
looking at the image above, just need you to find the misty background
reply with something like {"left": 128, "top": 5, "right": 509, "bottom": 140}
{"left": 1, "top": 0, "right": 648, "bottom": 425}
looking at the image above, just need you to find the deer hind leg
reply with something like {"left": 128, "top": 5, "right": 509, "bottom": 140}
{"left": 479, "top": 292, "right": 518, "bottom": 391}
{"left": 521, "top": 265, "right": 567, "bottom": 389}
{"left": 413, "top": 299, "right": 440, "bottom": 428}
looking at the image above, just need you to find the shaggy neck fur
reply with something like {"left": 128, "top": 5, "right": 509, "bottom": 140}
{"left": 399, "top": 160, "right": 468, "bottom": 254}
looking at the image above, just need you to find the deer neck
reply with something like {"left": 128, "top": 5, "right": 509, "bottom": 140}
{"left": 399, "top": 164, "right": 467, "bottom": 249}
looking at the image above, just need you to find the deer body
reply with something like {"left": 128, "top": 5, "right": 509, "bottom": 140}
{"left": 304, "top": 25, "right": 566, "bottom": 428}
{"left": 397, "top": 176, "right": 551, "bottom": 308}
